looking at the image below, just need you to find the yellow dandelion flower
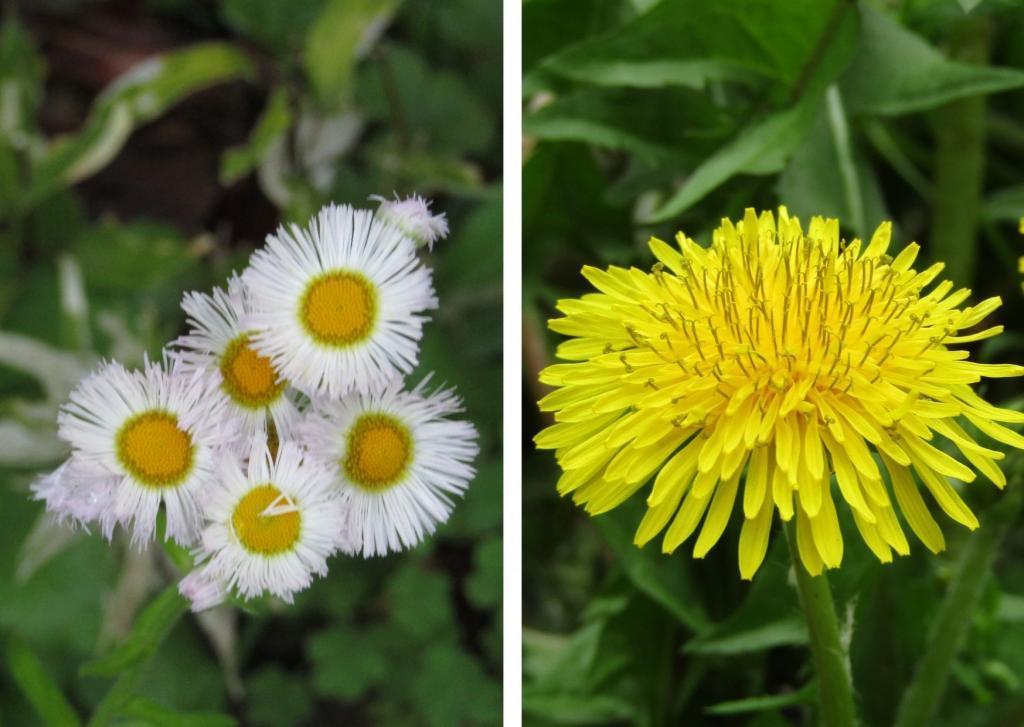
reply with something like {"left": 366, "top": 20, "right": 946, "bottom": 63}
{"left": 535, "top": 208, "right": 1024, "bottom": 579}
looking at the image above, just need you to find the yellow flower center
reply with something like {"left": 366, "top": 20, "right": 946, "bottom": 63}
{"left": 300, "top": 270, "right": 377, "bottom": 346}
{"left": 344, "top": 415, "right": 412, "bottom": 491}
{"left": 220, "top": 334, "right": 286, "bottom": 408}
{"left": 232, "top": 484, "right": 301, "bottom": 555}
{"left": 117, "top": 411, "right": 193, "bottom": 487}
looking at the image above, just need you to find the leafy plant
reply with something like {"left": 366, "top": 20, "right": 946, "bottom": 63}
{"left": 0, "top": 1, "right": 501, "bottom": 724}
{"left": 524, "top": 1, "right": 1024, "bottom": 725}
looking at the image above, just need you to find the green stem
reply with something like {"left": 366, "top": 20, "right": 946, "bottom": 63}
{"left": 929, "top": 14, "right": 991, "bottom": 284}
{"left": 783, "top": 520, "right": 857, "bottom": 727}
{"left": 894, "top": 478, "right": 1023, "bottom": 727}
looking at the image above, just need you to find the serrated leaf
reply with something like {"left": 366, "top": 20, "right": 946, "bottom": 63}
{"left": 840, "top": 4, "right": 1024, "bottom": 116}
{"left": 704, "top": 682, "right": 817, "bottom": 715}
{"left": 80, "top": 585, "right": 189, "bottom": 678}
{"left": 8, "top": 637, "right": 82, "bottom": 727}
{"left": 686, "top": 617, "right": 808, "bottom": 655}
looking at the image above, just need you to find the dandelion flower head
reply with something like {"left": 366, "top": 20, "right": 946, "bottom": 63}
{"left": 536, "top": 208, "right": 1024, "bottom": 578}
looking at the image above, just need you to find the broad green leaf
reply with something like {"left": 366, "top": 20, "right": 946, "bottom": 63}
{"left": 80, "top": 585, "right": 189, "bottom": 677}
{"left": 304, "top": 0, "right": 398, "bottom": 109}
{"left": 594, "top": 500, "right": 711, "bottom": 632}
{"left": 29, "top": 43, "right": 256, "bottom": 204}
{"left": 7, "top": 637, "right": 82, "bottom": 726}
{"left": 777, "top": 96, "right": 888, "bottom": 237}
{"left": 541, "top": 0, "right": 857, "bottom": 91}
{"left": 644, "top": 99, "right": 818, "bottom": 223}
{"left": 840, "top": 4, "right": 1024, "bottom": 115}
{"left": 220, "top": 88, "right": 293, "bottom": 185}
{"left": 704, "top": 682, "right": 817, "bottom": 715}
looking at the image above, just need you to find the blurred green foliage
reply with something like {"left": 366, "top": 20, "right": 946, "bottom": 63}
{"left": 0, "top": 0, "right": 501, "bottom": 724}
{"left": 523, "top": 0, "right": 1024, "bottom": 725}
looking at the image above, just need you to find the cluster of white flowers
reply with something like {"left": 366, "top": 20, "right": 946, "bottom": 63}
{"left": 32, "top": 195, "right": 478, "bottom": 611}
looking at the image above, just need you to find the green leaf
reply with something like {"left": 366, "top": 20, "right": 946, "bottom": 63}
{"left": 593, "top": 500, "right": 710, "bottom": 632}
{"left": 7, "top": 637, "right": 82, "bottom": 726}
{"left": 465, "top": 535, "right": 502, "bottom": 609}
{"left": 0, "top": 19, "right": 45, "bottom": 138}
{"left": 308, "top": 626, "right": 389, "bottom": 701}
{"left": 777, "top": 95, "right": 888, "bottom": 236}
{"left": 523, "top": 88, "right": 723, "bottom": 163}
{"left": 409, "top": 644, "right": 501, "bottom": 727}
{"left": 220, "top": 0, "right": 325, "bottom": 51}
{"left": 29, "top": 43, "right": 256, "bottom": 204}
{"left": 220, "top": 88, "right": 293, "bottom": 185}
{"left": 121, "top": 697, "right": 236, "bottom": 727}
{"left": 644, "top": 99, "right": 818, "bottom": 223}
{"left": 704, "top": 682, "right": 817, "bottom": 716}
{"left": 540, "top": 0, "right": 857, "bottom": 90}
{"left": 686, "top": 617, "right": 808, "bottom": 655}
{"left": 840, "top": 4, "right": 1024, "bottom": 116}
{"left": 386, "top": 562, "right": 457, "bottom": 642}
{"left": 982, "top": 185, "right": 1024, "bottom": 222}
{"left": 80, "top": 585, "right": 189, "bottom": 678}
{"left": 357, "top": 45, "right": 494, "bottom": 155}
{"left": 304, "top": 0, "right": 398, "bottom": 109}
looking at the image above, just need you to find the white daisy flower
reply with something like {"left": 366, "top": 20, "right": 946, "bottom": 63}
{"left": 300, "top": 377, "right": 479, "bottom": 557}
{"left": 30, "top": 457, "right": 119, "bottom": 538}
{"left": 190, "top": 438, "right": 345, "bottom": 604}
{"left": 57, "top": 357, "right": 237, "bottom": 547}
{"left": 172, "top": 275, "right": 300, "bottom": 441}
{"left": 241, "top": 203, "right": 437, "bottom": 399}
{"left": 370, "top": 193, "right": 449, "bottom": 250}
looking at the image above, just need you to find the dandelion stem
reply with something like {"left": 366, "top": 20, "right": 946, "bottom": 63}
{"left": 783, "top": 519, "right": 857, "bottom": 727}
{"left": 894, "top": 467, "right": 1022, "bottom": 727}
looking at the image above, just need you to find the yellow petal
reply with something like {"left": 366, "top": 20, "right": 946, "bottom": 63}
{"left": 693, "top": 470, "right": 741, "bottom": 558}
{"left": 738, "top": 484, "right": 774, "bottom": 580}
{"left": 743, "top": 446, "right": 769, "bottom": 518}
{"left": 810, "top": 491, "right": 844, "bottom": 569}
{"left": 662, "top": 490, "right": 711, "bottom": 554}
{"left": 883, "top": 454, "right": 945, "bottom": 553}
{"left": 634, "top": 483, "right": 687, "bottom": 547}
{"left": 795, "top": 510, "right": 824, "bottom": 576}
